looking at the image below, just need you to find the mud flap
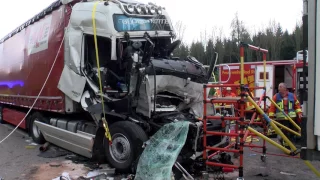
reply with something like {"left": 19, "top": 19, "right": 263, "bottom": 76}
{"left": 34, "top": 121, "right": 94, "bottom": 158}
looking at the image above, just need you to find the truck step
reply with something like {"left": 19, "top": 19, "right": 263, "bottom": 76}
{"left": 34, "top": 121, "right": 95, "bottom": 158}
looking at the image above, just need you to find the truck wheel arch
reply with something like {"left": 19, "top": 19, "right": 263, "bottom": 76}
{"left": 103, "top": 113, "right": 126, "bottom": 125}
{"left": 28, "top": 112, "right": 49, "bottom": 144}
{"left": 103, "top": 121, "right": 148, "bottom": 173}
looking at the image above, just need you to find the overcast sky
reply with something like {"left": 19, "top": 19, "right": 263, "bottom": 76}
{"left": 0, "top": 0, "right": 302, "bottom": 44}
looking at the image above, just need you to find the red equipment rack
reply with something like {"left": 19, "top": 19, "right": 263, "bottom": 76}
{"left": 202, "top": 43, "right": 269, "bottom": 179}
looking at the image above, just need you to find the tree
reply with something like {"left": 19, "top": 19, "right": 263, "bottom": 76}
{"left": 190, "top": 41, "right": 205, "bottom": 63}
{"left": 174, "top": 21, "right": 186, "bottom": 42}
{"left": 229, "top": 13, "right": 251, "bottom": 62}
{"left": 172, "top": 16, "right": 302, "bottom": 64}
{"left": 214, "top": 37, "right": 225, "bottom": 64}
{"left": 293, "top": 23, "right": 303, "bottom": 52}
{"left": 263, "top": 20, "right": 283, "bottom": 60}
{"left": 230, "top": 12, "right": 251, "bottom": 44}
{"left": 173, "top": 44, "right": 189, "bottom": 59}
{"left": 205, "top": 39, "right": 214, "bottom": 65}
{"left": 280, "top": 30, "right": 296, "bottom": 60}
{"left": 172, "top": 21, "right": 189, "bottom": 59}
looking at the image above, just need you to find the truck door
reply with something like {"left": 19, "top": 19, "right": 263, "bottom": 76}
{"left": 255, "top": 64, "right": 274, "bottom": 107}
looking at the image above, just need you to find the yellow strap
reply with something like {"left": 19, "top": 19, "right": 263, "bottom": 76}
{"left": 92, "top": 1, "right": 112, "bottom": 143}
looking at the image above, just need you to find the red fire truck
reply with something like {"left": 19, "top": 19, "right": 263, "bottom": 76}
{"left": 215, "top": 50, "right": 308, "bottom": 107}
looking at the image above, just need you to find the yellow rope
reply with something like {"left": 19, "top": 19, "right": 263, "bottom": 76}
{"left": 92, "top": 1, "right": 112, "bottom": 144}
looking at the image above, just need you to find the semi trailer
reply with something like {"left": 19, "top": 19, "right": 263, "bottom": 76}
{"left": 0, "top": 0, "right": 228, "bottom": 175}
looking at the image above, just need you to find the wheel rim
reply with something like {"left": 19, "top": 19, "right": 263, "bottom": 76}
{"left": 109, "top": 133, "right": 131, "bottom": 163}
{"left": 32, "top": 118, "right": 41, "bottom": 139}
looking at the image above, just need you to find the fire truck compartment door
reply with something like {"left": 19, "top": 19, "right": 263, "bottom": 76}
{"left": 255, "top": 64, "right": 274, "bottom": 107}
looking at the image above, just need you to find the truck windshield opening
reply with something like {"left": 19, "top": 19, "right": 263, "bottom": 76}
{"left": 113, "top": 14, "right": 171, "bottom": 32}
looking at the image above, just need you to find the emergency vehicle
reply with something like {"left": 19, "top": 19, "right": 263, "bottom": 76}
{"left": 214, "top": 50, "right": 308, "bottom": 107}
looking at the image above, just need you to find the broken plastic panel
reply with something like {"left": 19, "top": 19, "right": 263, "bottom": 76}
{"left": 135, "top": 121, "right": 190, "bottom": 180}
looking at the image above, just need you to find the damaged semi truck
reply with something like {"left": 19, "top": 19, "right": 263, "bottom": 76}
{"left": 0, "top": 0, "right": 230, "bottom": 175}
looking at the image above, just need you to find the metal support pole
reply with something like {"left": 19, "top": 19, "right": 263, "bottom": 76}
{"left": 203, "top": 85, "right": 207, "bottom": 162}
{"left": 272, "top": 120, "right": 301, "bottom": 137}
{"left": 262, "top": 53, "right": 267, "bottom": 157}
{"left": 293, "top": 64, "right": 296, "bottom": 94}
{"left": 263, "top": 53, "right": 267, "bottom": 88}
{"left": 239, "top": 43, "right": 270, "bottom": 161}
{"left": 238, "top": 44, "right": 245, "bottom": 179}
{"left": 248, "top": 127, "right": 291, "bottom": 154}
{"left": 243, "top": 90, "right": 265, "bottom": 140}
{"left": 240, "top": 46, "right": 245, "bottom": 84}
{"left": 267, "top": 97, "right": 301, "bottom": 131}
{"left": 247, "top": 96, "right": 298, "bottom": 152}
{"left": 239, "top": 87, "right": 245, "bottom": 178}
{"left": 301, "top": 0, "right": 308, "bottom": 104}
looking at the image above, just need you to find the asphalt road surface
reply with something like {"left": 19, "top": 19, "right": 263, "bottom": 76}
{"left": 0, "top": 124, "right": 71, "bottom": 180}
{"left": 224, "top": 140, "right": 320, "bottom": 180}
{"left": 1, "top": 122, "right": 320, "bottom": 180}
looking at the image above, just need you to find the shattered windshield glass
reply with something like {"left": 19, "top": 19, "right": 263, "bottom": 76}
{"left": 135, "top": 121, "right": 190, "bottom": 180}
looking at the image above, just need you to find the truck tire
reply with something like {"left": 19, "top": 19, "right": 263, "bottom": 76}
{"left": 104, "top": 121, "right": 148, "bottom": 173}
{"left": 0, "top": 106, "right": 4, "bottom": 124}
{"left": 29, "top": 112, "right": 49, "bottom": 144}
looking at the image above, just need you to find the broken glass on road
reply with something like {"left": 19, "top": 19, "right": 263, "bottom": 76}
{"left": 135, "top": 121, "right": 190, "bottom": 180}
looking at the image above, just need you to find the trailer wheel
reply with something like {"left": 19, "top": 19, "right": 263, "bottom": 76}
{"left": 29, "top": 112, "right": 49, "bottom": 144}
{"left": 0, "top": 106, "right": 4, "bottom": 124}
{"left": 104, "top": 121, "right": 148, "bottom": 173}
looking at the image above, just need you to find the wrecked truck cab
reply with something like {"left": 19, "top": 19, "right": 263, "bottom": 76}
{"left": 0, "top": 0, "right": 227, "bottom": 175}
{"left": 58, "top": 0, "right": 225, "bottom": 173}
{"left": 69, "top": 1, "right": 224, "bottom": 173}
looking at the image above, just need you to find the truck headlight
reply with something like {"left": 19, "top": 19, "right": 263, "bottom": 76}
{"left": 141, "top": 5, "right": 148, "bottom": 14}
{"left": 147, "top": 5, "right": 156, "bottom": 14}
{"left": 126, "top": 4, "right": 134, "bottom": 13}
{"left": 135, "top": 5, "right": 142, "bottom": 14}
{"left": 156, "top": 7, "right": 162, "bottom": 15}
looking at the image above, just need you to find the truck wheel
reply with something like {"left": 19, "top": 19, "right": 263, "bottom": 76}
{"left": 0, "top": 106, "right": 4, "bottom": 124}
{"left": 104, "top": 121, "right": 148, "bottom": 173}
{"left": 29, "top": 112, "right": 49, "bottom": 144}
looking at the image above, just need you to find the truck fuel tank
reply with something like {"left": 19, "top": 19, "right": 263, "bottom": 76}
{"left": 50, "top": 118, "right": 97, "bottom": 135}
{"left": 35, "top": 121, "right": 95, "bottom": 158}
